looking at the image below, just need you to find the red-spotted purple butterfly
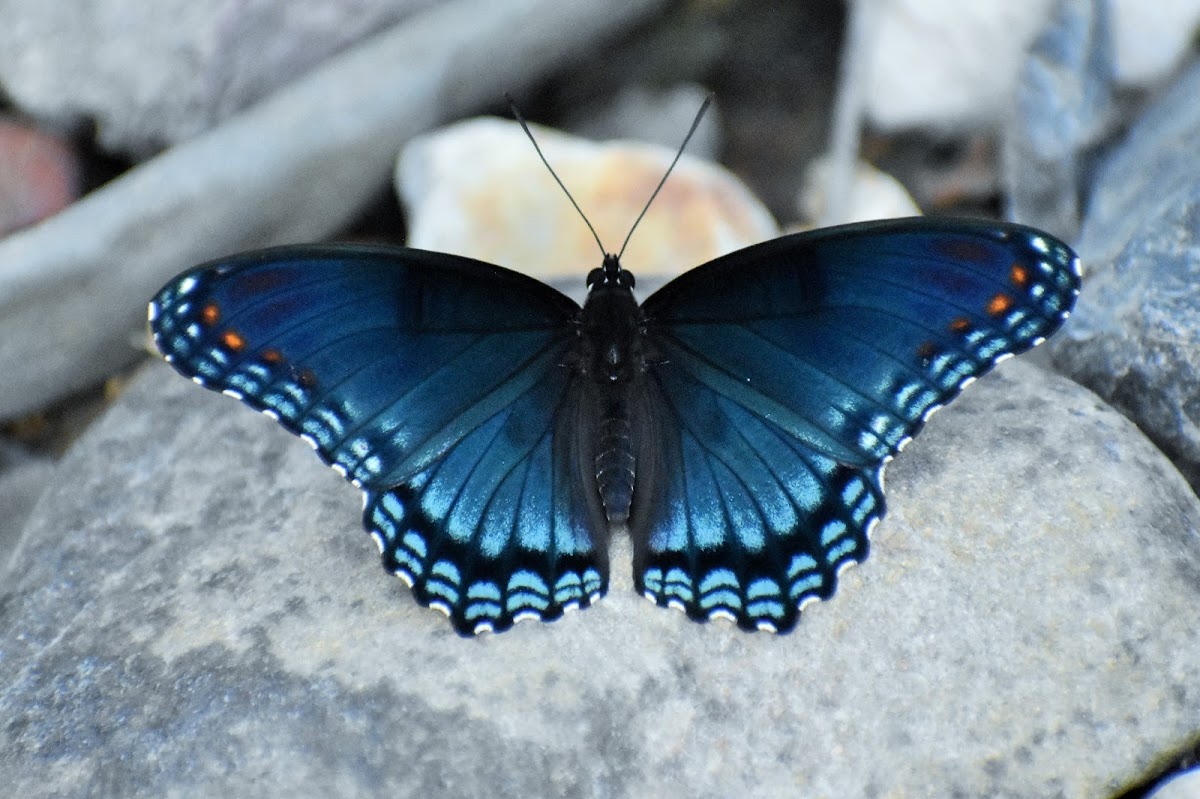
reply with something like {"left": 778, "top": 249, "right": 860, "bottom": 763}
{"left": 149, "top": 104, "right": 1079, "bottom": 636}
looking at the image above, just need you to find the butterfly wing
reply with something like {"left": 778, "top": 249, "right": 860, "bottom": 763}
{"left": 633, "top": 218, "right": 1080, "bottom": 632}
{"left": 149, "top": 245, "right": 607, "bottom": 635}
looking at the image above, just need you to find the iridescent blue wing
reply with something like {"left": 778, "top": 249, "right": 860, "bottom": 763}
{"left": 149, "top": 245, "right": 607, "bottom": 635}
{"left": 633, "top": 218, "right": 1080, "bottom": 632}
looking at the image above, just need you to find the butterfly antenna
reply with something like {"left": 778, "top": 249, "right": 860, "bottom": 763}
{"left": 506, "top": 93, "right": 607, "bottom": 260}
{"left": 617, "top": 93, "right": 713, "bottom": 260}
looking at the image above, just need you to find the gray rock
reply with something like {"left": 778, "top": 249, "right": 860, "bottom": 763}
{"left": 0, "top": 0, "right": 668, "bottom": 423}
{"left": 0, "top": 0, "right": 440, "bottom": 155}
{"left": 0, "top": 440, "right": 54, "bottom": 571}
{"left": 2, "top": 356, "right": 1198, "bottom": 796}
{"left": 1004, "top": 0, "right": 1116, "bottom": 241}
{"left": 1047, "top": 58, "right": 1200, "bottom": 489}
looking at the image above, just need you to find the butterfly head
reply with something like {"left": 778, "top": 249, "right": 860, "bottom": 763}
{"left": 587, "top": 254, "right": 635, "bottom": 293}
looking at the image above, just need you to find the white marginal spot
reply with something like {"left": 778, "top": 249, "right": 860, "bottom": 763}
{"left": 147, "top": 303, "right": 159, "bottom": 322}
{"left": 563, "top": 601, "right": 581, "bottom": 614}
{"left": 756, "top": 620, "right": 778, "bottom": 633}
{"left": 369, "top": 530, "right": 385, "bottom": 553}
{"left": 667, "top": 599, "right": 686, "bottom": 612}
{"left": 301, "top": 434, "right": 320, "bottom": 451}
{"left": 473, "top": 621, "right": 495, "bottom": 636}
{"left": 994, "top": 352, "right": 1015, "bottom": 364}
{"left": 920, "top": 403, "right": 944, "bottom": 423}
{"left": 178, "top": 276, "right": 199, "bottom": 294}
{"left": 588, "top": 590, "right": 603, "bottom": 603}
{"left": 191, "top": 376, "right": 206, "bottom": 386}
{"left": 429, "top": 600, "right": 452, "bottom": 618}
{"left": 708, "top": 609, "right": 737, "bottom": 624}
{"left": 959, "top": 376, "right": 977, "bottom": 390}
{"left": 394, "top": 570, "right": 414, "bottom": 588}
{"left": 836, "top": 559, "right": 860, "bottom": 578}
{"left": 642, "top": 591, "right": 657, "bottom": 603}
{"left": 798, "top": 594, "right": 821, "bottom": 612}
{"left": 222, "top": 388, "right": 243, "bottom": 400}
{"left": 331, "top": 463, "right": 348, "bottom": 478}
{"left": 514, "top": 610, "right": 543, "bottom": 624}
{"left": 261, "top": 409, "right": 279, "bottom": 421}
{"left": 1030, "top": 236, "right": 1049, "bottom": 254}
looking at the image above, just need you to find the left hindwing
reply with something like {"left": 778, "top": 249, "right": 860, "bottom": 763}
{"left": 631, "top": 218, "right": 1080, "bottom": 632}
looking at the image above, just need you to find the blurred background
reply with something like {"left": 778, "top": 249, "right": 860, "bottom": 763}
{"left": 3, "top": 2, "right": 1200, "bottom": 795}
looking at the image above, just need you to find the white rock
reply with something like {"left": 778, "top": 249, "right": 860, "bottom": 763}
{"left": 1112, "top": 0, "right": 1200, "bottom": 84}
{"left": 799, "top": 156, "right": 921, "bottom": 226}
{"left": 397, "top": 118, "right": 778, "bottom": 283}
{"left": 863, "top": 0, "right": 1200, "bottom": 131}
{"left": 864, "top": 0, "right": 1056, "bottom": 131}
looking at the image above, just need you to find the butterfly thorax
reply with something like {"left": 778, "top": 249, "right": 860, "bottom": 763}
{"left": 581, "top": 255, "right": 641, "bottom": 384}
{"left": 581, "top": 255, "right": 643, "bottom": 525}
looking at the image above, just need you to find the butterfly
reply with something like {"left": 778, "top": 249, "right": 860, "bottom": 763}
{"left": 149, "top": 213, "right": 1080, "bottom": 636}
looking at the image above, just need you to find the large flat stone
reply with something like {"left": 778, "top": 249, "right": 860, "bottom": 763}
{"left": 2, "top": 355, "right": 1197, "bottom": 796}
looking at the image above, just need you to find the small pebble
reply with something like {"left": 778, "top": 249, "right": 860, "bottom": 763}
{"left": 397, "top": 117, "right": 778, "bottom": 286}
{"left": 0, "top": 120, "right": 79, "bottom": 236}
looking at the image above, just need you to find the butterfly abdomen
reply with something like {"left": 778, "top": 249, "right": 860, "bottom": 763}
{"left": 595, "top": 406, "right": 635, "bottom": 525}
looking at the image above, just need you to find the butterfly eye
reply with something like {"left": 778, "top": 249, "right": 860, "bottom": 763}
{"left": 586, "top": 267, "right": 604, "bottom": 289}
{"left": 619, "top": 271, "right": 635, "bottom": 289}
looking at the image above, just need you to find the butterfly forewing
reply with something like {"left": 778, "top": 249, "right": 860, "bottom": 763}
{"left": 150, "top": 245, "right": 609, "bottom": 634}
{"left": 633, "top": 218, "right": 1080, "bottom": 631}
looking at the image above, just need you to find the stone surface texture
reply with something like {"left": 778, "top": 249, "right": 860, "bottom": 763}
{"left": 2, "top": 357, "right": 1197, "bottom": 797}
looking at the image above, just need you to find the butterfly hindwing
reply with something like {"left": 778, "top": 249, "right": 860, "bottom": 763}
{"left": 632, "top": 218, "right": 1080, "bottom": 631}
{"left": 149, "top": 245, "right": 609, "bottom": 634}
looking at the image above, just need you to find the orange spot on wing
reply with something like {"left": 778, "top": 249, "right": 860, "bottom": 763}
{"left": 200, "top": 303, "right": 221, "bottom": 326}
{"left": 261, "top": 349, "right": 283, "bottom": 365}
{"left": 949, "top": 317, "right": 971, "bottom": 333}
{"left": 986, "top": 293, "right": 1013, "bottom": 316}
{"left": 296, "top": 369, "right": 318, "bottom": 389}
{"left": 1010, "top": 263, "right": 1029, "bottom": 287}
{"left": 916, "top": 341, "right": 938, "bottom": 360}
{"left": 222, "top": 330, "right": 246, "bottom": 351}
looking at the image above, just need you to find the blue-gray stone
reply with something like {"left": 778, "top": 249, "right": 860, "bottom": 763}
{"left": 1004, "top": 0, "right": 1116, "bottom": 241}
{"left": 1048, "top": 57, "right": 1200, "bottom": 489}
